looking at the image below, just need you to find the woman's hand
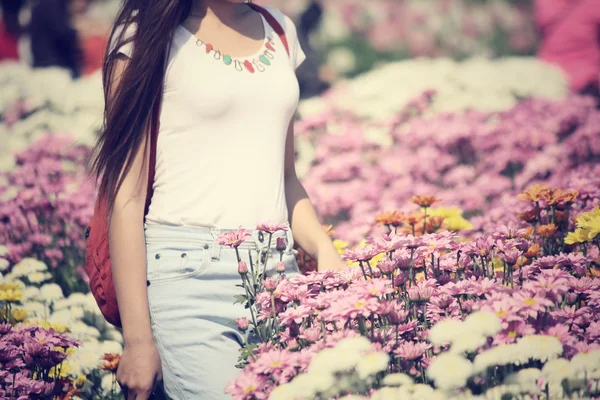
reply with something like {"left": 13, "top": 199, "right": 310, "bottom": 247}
{"left": 317, "top": 244, "right": 348, "bottom": 272}
{"left": 117, "top": 340, "right": 163, "bottom": 400}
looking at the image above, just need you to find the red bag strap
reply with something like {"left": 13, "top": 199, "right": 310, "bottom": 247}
{"left": 247, "top": 3, "right": 290, "bottom": 56}
{"left": 143, "top": 5, "right": 288, "bottom": 217}
{"left": 144, "top": 78, "right": 162, "bottom": 217}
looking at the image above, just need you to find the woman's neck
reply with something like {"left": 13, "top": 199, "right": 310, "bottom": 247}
{"left": 189, "top": 1, "right": 248, "bottom": 22}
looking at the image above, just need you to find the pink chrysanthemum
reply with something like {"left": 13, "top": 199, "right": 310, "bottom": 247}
{"left": 216, "top": 227, "right": 252, "bottom": 248}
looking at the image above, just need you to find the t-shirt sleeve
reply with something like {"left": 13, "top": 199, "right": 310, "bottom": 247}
{"left": 282, "top": 14, "right": 306, "bottom": 71}
{"left": 108, "top": 22, "right": 137, "bottom": 59}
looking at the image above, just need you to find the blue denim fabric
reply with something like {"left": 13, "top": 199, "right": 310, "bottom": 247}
{"left": 144, "top": 222, "right": 300, "bottom": 399}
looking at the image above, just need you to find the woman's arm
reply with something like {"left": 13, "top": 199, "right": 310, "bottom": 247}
{"left": 106, "top": 54, "right": 161, "bottom": 398}
{"left": 108, "top": 54, "right": 153, "bottom": 346}
{"left": 284, "top": 117, "right": 346, "bottom": 272}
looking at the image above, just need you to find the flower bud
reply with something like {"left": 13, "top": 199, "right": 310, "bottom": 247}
{"left": 235, "top": 317, "right": 250, "bottom": 331}
{"left": 238, "top": 261, "right": 249, "bottom": 275}
{"left": 276, "top": 237, "right": 287, "bottom": 252}
{"left": 263, "top": 277, "right": 278, "bottom": 292}
{"left": 276, "top": 261, "right": 286, "bottom": 274}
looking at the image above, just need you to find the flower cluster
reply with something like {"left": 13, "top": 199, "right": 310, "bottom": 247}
{"left": 0, "top": 135, "right": 95, "bottom": 295}
{"left": 226, "top": 185, "right": 600, "bottom": 399}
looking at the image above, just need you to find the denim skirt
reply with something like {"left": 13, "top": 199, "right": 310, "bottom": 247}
{"left": 144, "top": 222, "right": 300, "bottom": 399}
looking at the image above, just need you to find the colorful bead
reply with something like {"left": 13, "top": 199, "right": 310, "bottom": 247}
{"left": 259, "top": 55, "right": 270, "bottom": 65}
{"left": 244, "top": 60, "right": 255, "bottom": 73}
{"left": 265, "top": 42, "right": 275, "bottom": 52}
{"left": 223, "top": 55, "right": 232, "bottom": 65}
{"left": 206, "top": 43, "right": 213, "bottom": 53}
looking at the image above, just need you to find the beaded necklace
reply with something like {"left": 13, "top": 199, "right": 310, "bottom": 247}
{"left": 193, "top": 36, "right": 277, "bottom": 74}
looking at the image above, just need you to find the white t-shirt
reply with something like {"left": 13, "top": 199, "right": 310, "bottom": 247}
{"left": 109, "top": 6, "right": 306, "bottom": 229}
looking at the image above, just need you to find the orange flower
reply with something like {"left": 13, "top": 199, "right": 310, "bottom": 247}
{"left": 375, "top": 211, "right": 405, "bottom": 227}
{"left": 322, "top": 225, "right": 335, "bottom": 238}
{"left": 524, "top": 243, "right": 541, "bottom": 258}
{"left": 428, "top": 216, "right": 445, "bottom": 229}
{"left": 561, "top": 189, "right": 579, "bottom": 204}
{"left": 410, "top": 195, "right": 441, "bottom": 208}
{"left": 518, "top": 209, "right": 538, "bottom": 223}
{"left": 555, "top": 210, "right": 569, "bottom": 225}
{"left": 100, "top": 353, "right": 121, "bottom": 372}
{"left": 537, "top": 224, "right": 558, "bottom": 237}
{"left": 405, "top": 212, "right": 424, "bottom": 226}
{"left": 519, "top": 226, "right": 535, "bottom": 239}
{"left": 517, "top": 184, "right": 550, "bottom": 202}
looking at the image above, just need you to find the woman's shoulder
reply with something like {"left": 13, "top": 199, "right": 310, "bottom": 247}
{"left": 255, "top": 5, "right": 299, "bottom": 37}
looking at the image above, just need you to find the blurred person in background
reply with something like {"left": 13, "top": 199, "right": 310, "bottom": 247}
{"left": 29, "top": 0, "right": 88, "bottom": 77}
{"left": 295, "top": 0, "right": 329, "bottom": 98}
{"left": 535, "top": 0, "right": 600, "bottom": 104}
{"left": 0, "top": 0, "right": 25, "bottom": 61}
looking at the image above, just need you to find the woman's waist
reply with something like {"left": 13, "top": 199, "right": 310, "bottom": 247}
{"left": 144, "top": 221, "right": 293, "bottom": 253}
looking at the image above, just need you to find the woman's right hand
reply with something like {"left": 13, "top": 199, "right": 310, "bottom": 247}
{"left": 117, "top": 339, "right": 163, "bottom": 400}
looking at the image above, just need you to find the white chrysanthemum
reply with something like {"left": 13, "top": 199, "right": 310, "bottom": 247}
{"left": 268, "top": 383, "right": 297, "bottom": 400}
{"left": 505, "top": 368, "right": 542, "bottom": 386}
{"left": 40, "top": 283, "right": 64, "bottom": 302}
{"left": 0, "top": 245, "right": 8, "bottom": 257}
{"left": 356, "top": 351, "right": 390, "bottom": 380}
{"left": 22, "top": 286, "right": 41, "bottom": 301}
{"left": 337, "top": 396, "right": 367, "bottom": 400}
{"left": 49, "top": 309, "right": 75, "bottom": 326}
{"left": 428, "top": 318, "right": 466, "bottom": 345}
{"left": 327, "top": 47, "right": 357, "bottom": 75}
{"left": 473, "top": 344, "right": 521, "bottom": 373}
{"left": 395, "top": 383, "right": 437, "bottom": 399}
{"left": 68, "top": 321, "right": 101, "bottom": 341}
{"left": 335, "top": 336, "right": 373, "bottom": 353}
{"left": 100, "top": 340, "right": 123, "bottom": 355}
{"left": 516, "top": 335, "right": 563, "bottom": 363}
{"left": 370, "top": 387, "right": 402, "bottom": 400}
{"left": 541, "top": 358, "right": 573, "bottom": 383}
{"left": 310, "top": 371, "right": 337, "bottom": 395}
{"left": 28, "top": 271, "right": 52, "bottom": 284}
{"left": 69, "top": 306, "right": 84, "bottom": 321}
{"left": 0, "top": 258, "right": 9, "bottom": 271}
{"left": 463, "top": 311, "right": 502, "bottom": 337}
{"left": 482, "top": 383, "right": 540, "bottom": 399}
{"left": 382, "top": 373, "right": 413, "bottom": 387}
{"left": 12, "top": 258, "right": 48, "bottom": 277}
{"left": 53, "top": 298, "right": 71, "bottom": 310}
{"left": 427, "top": 353, "right": 473, "bottom": 390}
{"left": 285, "top": 373, "right": 317, "bottom": 400}
{"left": 450, "top": 331, "right": 487, "bottom": 354}
{"left": 69, "top": 340, "right": 102, "bottom": 375}
{"left": 67, "top": 292, "right": 88, "bottom": 306}
{"left": 100, "top": 373, "right": 116, "bottom": 395}
{"left": 571, "top": 350, "right": 600, "bottom": 374}
{"left": 22, "top": 300, "right": 46, "bottom": 318}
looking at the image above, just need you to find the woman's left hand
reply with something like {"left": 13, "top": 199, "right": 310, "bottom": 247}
{"left": 317, "top": 245, "right": 348, "bottom": 272}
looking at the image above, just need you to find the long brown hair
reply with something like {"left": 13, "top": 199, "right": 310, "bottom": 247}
{"left": 88, "top": 0, "right": 192, "bottom": 214}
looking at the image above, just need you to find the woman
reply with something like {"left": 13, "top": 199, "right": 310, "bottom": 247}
{"left": 89, "top": 0, "right": 346, "bottom": 399}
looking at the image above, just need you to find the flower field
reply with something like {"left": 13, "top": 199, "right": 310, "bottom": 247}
{"left": 258, "top": 0, "right": 538, "bottom": 78}
{"left": 1, "top": 12, "right": 600, "bottom": 399}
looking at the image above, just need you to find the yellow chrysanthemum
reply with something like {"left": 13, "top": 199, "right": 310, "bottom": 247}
{"left": 576, "top": 209, "right": 600, "bottom": 240}
{"left": 49, "top": 362, "right": 72, "bottom": 378}
{"left": 25, "top": 320, "right": 69, "bottom": 333}
{"left": 75, "top": 374, "right": 87, "bottom": 388}
{"left": 12, "top": 308, "right": 28, "bottom": 321}
{"left": 564, "top": 229, "right": 589, "bottom": 245}
{"left": 0, "top": 289, "right": 22, "bottom": 302}
{"left": 0, "top": 282, "right": 22, "bottom": 291}
{"left": 428, "top": 207, "right": 473, "bottom": 231}
{"left": 333, "top": 239, "right": 349, "bottom": 255}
